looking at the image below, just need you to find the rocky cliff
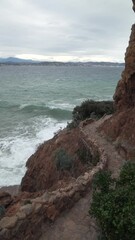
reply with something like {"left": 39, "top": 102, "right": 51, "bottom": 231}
{"left": 20, "top": 127, "right": 88, "bottom": 192}
{"left": 114, "top": 24, "right": 135, "bottom": 110}
{"left": 100, "top": 19, "right": 135, "bottom": 160}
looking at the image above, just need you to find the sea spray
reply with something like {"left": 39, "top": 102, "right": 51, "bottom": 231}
{"left": 0, "top": 117, "right": 66, "bottom": 186}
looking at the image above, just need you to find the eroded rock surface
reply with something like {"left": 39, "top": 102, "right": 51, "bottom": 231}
{"left": 100, "top": 22, "right": 135, "bottom": 159}
{"left": 114, "top": 24, "right": 135, "bottom": 110}
{"left": 21, "top": 128, "right": 87, "bottom": 192}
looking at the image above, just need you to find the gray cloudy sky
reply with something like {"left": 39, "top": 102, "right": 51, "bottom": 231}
{"left": 0, "top": 0, "right": 134, "bottom": 62}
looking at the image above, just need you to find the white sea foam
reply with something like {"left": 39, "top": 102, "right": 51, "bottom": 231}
{"left": 48, "top": 101, "right": 74, "bottom": 110}
{"left": 19, "top": 103, "right": 30, "bottom": 110}
{"left": 0, "top": 117, "right": 67, "bottom": 186}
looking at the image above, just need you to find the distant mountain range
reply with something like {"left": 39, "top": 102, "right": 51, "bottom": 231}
{"left": 0, "top": 57, "right": 37, "bottom": 63}
{"left": 0, "top": 57, "right": 124, "bottom": 67}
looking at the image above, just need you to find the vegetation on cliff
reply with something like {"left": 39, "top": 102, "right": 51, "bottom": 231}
{"left": 90, "top": 162, "right": 135, "bottom": 240}
{"left": 68, "top": 100, "right": 114, "bottom": 128}
{"left": 55, "top": 148, "right": 74, "bottom": 171}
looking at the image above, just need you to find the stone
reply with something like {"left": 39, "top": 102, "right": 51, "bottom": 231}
{"left": 68, "top": 189, "right": 75, "bottom": 198}
{"left": 0, "top": 216, "right": 18, "bottom": 229}
{"left": 46, "top": 205, "right": 59, "bottom": 221}
{"left": 34, "top": 203, "right": 42, "bottom": 213}
{"left": 84, "top": 172, "right": 89, "bottom": 180}
{"left": 16, "top": 211, "right": 26, "bottom": 220}
{"left": 19, "top": 204, "right": 33, "bottom": 216}
{"left": 0, "top": 228, "right": 10, "bottom": 239}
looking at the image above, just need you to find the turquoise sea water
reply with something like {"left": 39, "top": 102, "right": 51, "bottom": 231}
{"left": 0, "top": 65, "right": 123, "bottom": 186}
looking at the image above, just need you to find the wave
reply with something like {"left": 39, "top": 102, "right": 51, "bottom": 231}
{"left": 0, "top": 117, "right": 67, "bottom": 186}
{"left": 19, "top": 104, "right": 72, "bottom": 120}
{"left": 0, "top": 101, "right": 72, "bottom": 120}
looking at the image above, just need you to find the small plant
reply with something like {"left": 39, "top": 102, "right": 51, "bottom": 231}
{"left": 0, "top": 205, "right": 5, "bottom": 218}
{"left": 77, "top": 144, "right": 99, "bottom": 166}
{"left": 55, "top": 148, "right": 74, "bottom": 171}
{"left": 90, "top": 162, "right": 135, "bottom": 240}
{"left": 67, "top": 121, "right": 78, "bottom": 130}
{"left": 92, "top": 151, "right": 100, "bottom": 166}
{"left": 77, "top": 144, "right": 92, "bottom": 165}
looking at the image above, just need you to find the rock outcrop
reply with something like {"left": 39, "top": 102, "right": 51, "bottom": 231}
{"left": 99, "top": 8, "right": 135, "bottom": 160}
{"left": 114, "top": 24, "right": 135, "bottom": 110}
{"left": 21, "top": 128, "right": 87, "bottom": 192}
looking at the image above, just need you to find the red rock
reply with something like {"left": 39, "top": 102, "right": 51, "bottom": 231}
{"left": 114, "top": 24, "right": 135, "bottom": 110}
{"left": 46, "top": 204, "right": 59, "bottom": 221}
{"left": 21, "top": 128, "right": 87, "bottom": 192}
{"left": 100, "top": 22, "right": 135, "bottom": 159}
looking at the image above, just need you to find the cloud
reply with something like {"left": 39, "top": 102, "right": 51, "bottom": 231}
{"left": 0, "top": 0, "right": 134, "bottom": 61}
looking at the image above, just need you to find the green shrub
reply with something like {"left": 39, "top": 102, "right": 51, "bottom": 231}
{"left": 92, "top": 170, "right": 113, "bottom": 193}
{"left": 117, "top": 161, "right": 135, "bottom": 187}
{"left": 77, "top": 144, "right": 92, "bottom": 165}
{"left": 68, "top": 100, "right": 114, "bottom": 128}
{"left": 77, "top": 144, "right": 99, "bottom": 166}
{"left": 55, "top": 148, "right": 74, "bottom": 171}
{"left": 90, "top": 162, "right": 135, "bottom": 240}
{"left": 92, "top": 151, "right": 100, "bottom": 166}
{"left": 0, "top": 205, "right": 5, "bottom": 218}
{"left": 67, "top": 121, "right": 78, "bottom": 130}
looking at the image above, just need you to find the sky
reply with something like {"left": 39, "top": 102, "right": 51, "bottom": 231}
{"left": 0, "top": 0, "right": 134, "bottom": 62}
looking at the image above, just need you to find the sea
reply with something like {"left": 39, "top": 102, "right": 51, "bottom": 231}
{"left": 0, "top": 64, "right": 123, "bottom": 186}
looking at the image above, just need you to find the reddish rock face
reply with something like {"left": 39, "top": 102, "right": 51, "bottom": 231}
{"left": 21, "top": 128, "right": 86, "bottom": 192}
{"left": 114, "top": 24, "right": 135, "bottom": 110}
{"left": 100, "top": 21, "right": 135, "bottom": 160}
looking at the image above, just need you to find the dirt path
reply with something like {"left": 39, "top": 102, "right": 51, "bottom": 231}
{"left": 40, "top": 192, "right": 98, "bottom": 240}
{"left": 40, "top": 116, "right": 124, "bottom": 240}
{"left": 81, "top": 115, "right": 125, "bottom": 177}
